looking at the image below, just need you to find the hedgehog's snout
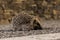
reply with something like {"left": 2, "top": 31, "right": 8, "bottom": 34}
{"left": 33, "top": 20, "right": 42, "bottom": 30}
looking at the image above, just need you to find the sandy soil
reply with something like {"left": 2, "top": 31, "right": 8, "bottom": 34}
{"left": 0, "top": 33, "right": 60, "bottom": 40}
{"left": 0, "top": 20, "right": 60, "bottom": 39}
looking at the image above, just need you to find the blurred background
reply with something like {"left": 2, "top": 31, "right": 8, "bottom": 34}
{"left": 0, "top": 0, "right": 60, "bottom": 24}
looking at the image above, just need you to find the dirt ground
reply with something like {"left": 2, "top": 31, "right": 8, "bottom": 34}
{"left": 0, "top": 20, "right": 60, "bottom": 38}
{"left": 0, "top": 33, "right": 60, "bottom": 40}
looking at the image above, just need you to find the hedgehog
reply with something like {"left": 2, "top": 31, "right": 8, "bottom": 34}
{"left": 12, "top": 13, "right": 42, "bottom": 31}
